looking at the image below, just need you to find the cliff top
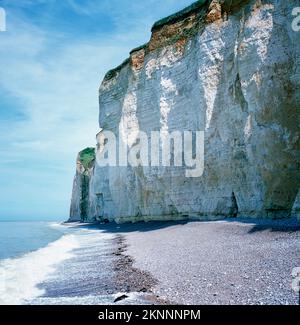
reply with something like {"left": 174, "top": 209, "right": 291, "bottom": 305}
{"left": 79, "top": 147, "right": 95, "bottom": 170}
{"left": 151, "top": 0, "right": 207, "bottom": 32}
{"left": 102, "top": 0, "right": 248, "bottom": 83}
{"left": 103, "top": 1, "right": 207, "bottom": 82}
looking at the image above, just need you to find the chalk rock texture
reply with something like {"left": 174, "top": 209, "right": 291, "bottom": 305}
{"left": 69, "top": 0, "right": 300, "bottom": 223}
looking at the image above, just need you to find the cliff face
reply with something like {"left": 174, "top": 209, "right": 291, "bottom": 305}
{"left": 69, "top": 0, "right": 300, "bottom": 223}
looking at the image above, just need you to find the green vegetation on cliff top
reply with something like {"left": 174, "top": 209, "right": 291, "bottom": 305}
{"left": 103, "top": 58, "right": 130, "bottom": 81}
{"left": 151, "top": 0, "right": 207, "bottom": 31}
{"left": 129, "top": 43, "right": 149, "bottom": 55}
{"left": 79, "top": 147, "right": 95, "bottom": 169}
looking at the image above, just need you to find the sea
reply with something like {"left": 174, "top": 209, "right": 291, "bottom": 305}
{"left": 0, "top": 222, "right": 70, "bottom": 260}
{"left": 0, "top": 221, "right": 146, "bottom": 305}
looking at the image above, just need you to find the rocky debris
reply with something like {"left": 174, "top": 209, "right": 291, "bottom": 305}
{"left": 112, "top": 235, "right": 157, "bottom": 294}
{"left": 114, "top": 294, "right": 129, "bottom": 303}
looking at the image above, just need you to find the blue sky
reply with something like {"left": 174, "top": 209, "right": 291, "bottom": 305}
{"left": 0, "top": 0, "right": 195, "bottom": 221}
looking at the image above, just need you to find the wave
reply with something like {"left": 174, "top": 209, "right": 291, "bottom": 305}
{"left": 0, "top": 234, "right": 79, "bottom": 305}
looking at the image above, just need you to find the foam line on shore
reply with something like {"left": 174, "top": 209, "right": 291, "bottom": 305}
{"left": 0, "top": 234, "right": 79, "bottom": 305}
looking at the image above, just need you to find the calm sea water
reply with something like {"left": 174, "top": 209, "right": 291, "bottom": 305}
{"left": 0, "top": 221, "right": 66, "bottom": 260}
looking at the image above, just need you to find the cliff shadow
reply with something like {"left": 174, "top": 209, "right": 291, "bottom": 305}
{"left": 66, "top": 220, "right": 192, "bottom": 234}
{"left": 223, "top": 217, "right": 300, "bottom": 234}
{"left": 66, "top": 217, "right": 300, "bottom": 235}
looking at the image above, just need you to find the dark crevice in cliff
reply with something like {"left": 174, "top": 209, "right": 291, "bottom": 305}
{"left": 234, "top": 73, "right": 248, "bottom": 112}
{"left": 230, "top": 192, "right": 239, "bottom": 218}
{"left": 80, "top": 174, "right": 90, "bottom": 222}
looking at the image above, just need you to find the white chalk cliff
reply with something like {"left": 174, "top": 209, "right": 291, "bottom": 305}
{"left": 69, "top": 0, "right": 300, "bottom": 223}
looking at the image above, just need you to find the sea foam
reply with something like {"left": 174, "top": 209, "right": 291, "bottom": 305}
{"left": 0, "top": 234, "right": 79, "bottom": 304}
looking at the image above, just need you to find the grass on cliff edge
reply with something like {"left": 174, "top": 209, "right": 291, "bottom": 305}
{"left": 151, "top": 0, "right": 207, "bottom": 31}
{"left": 79, "top": 147, "right": 95, "bottom": 169}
